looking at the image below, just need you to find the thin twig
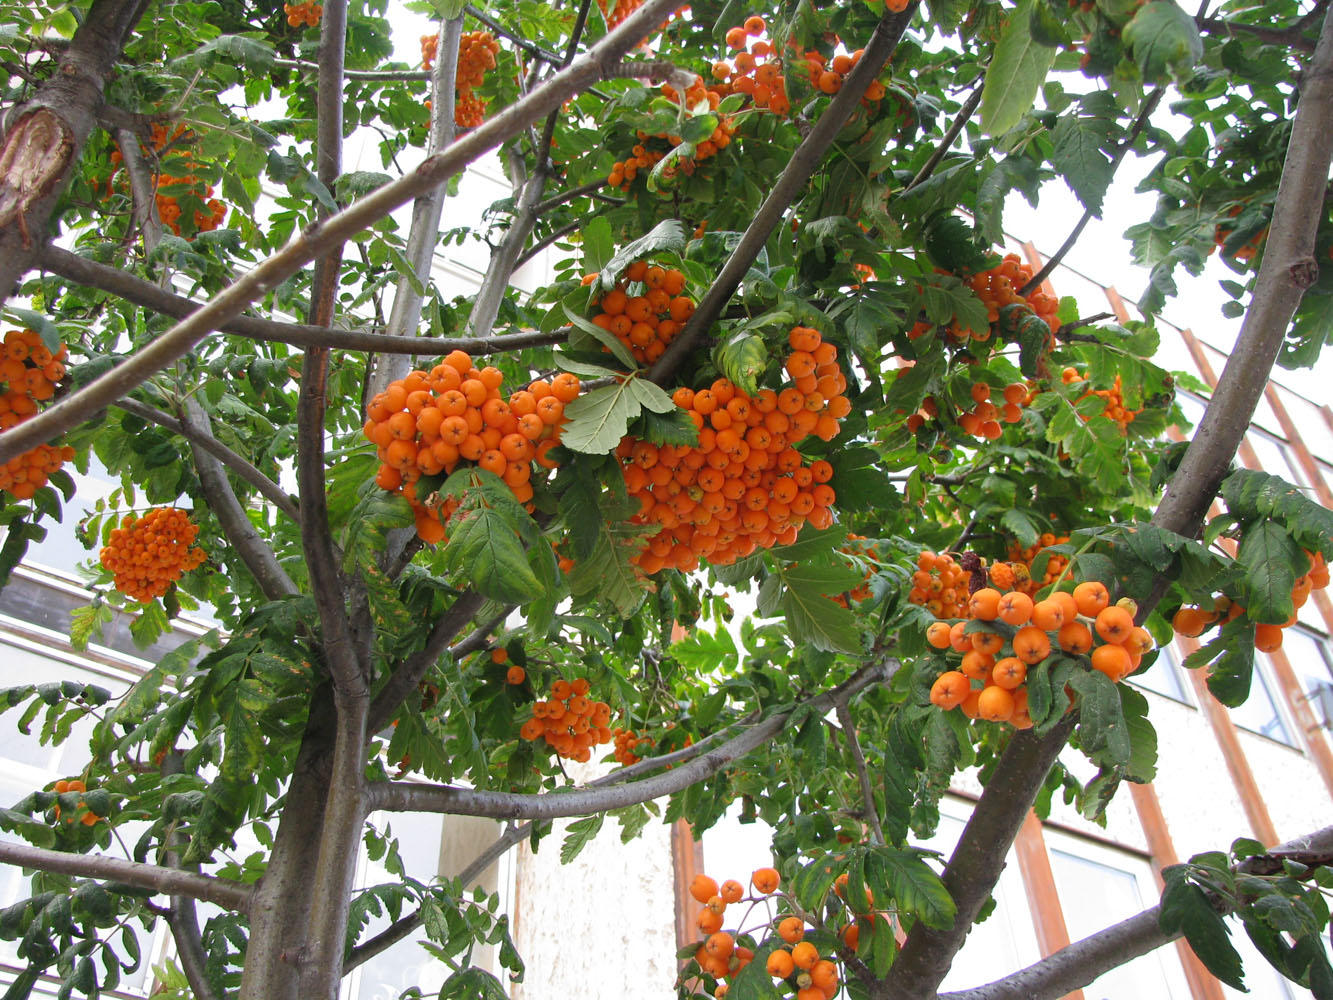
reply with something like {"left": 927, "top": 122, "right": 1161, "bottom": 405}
{"left": 834, "top": 701, "right": 886, "bottom": 846}
{"left": 903, "top": 81, "right": 984, "bottom": 194}
{"left": 271, "top": 56, "right": 430, "bottom": 80}
{"left": 1018, "top": 87, "right": 1165, "bottom": 297}
{"left": 115, "top": 397, "right": 299, "bottom": 522}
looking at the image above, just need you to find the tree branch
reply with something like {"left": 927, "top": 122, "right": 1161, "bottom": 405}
{"left": 941, "top": 824, "right": 1333, "bottom": 1000}
{"left": 0, "top": 840, "right": 252, "bottom": 911}
{"left": 1196, "top": 14, "right": 1317, "bottom": 51}
{"left": 178, "top": 397, "right": 300, "bottom": 599}
{"left": 1019, "top": 87, "right": 1165, "bottom": 298}
{"left": 835, "top": 700, "right": 886, "bottom": 846}
{"left": 903, "top": 81, "right": 984, "bottom": 194}
{"left": 0, "top": 0, "right": 689, "bottom": 465}
{"left": 514, "top": 217, "right": 581, "bottom": 270}
{"left": 370, "top": 14, "right": 462, "bottom": 398}
{"left": 113, "top": 126, "right": 163, "bottom": 249}
{"left": 344, "top": 820, "right": 528, "bottom": 971}
{"left": 114, "top": 396, "right": 297, "bottom": 521}
{"left": 38, "top": 242, "right": 566, "bottom": 354}
{"left": 160, "top": 752, "right": 221, "bottom": 1000}
{"left": 366, "top": 590, "right": 489, "bottom": 735}
{"left": 367, "top": 660, "right": 894, "bottom": 820}
{"left": 882, "top": 717, "right": 1077, "bottom": 999}
{"left": 0, "top": 0, "right": 152, "bottom": 303}
{"left": 271, "top": 56, "right": 430, "bottom": 81}
{"left": 646, "top": 4, "right": 918, "bottom": 385}
{"left": 1153, "top": 8, "right": 1333, "bottom": 537}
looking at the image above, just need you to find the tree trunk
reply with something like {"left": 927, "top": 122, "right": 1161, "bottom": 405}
{"left": 0, "top": 0, "right": 149, "bottom": 304}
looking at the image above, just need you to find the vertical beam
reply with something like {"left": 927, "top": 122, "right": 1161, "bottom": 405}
{"left": 1260, "top": 644, "right": 1333, "bottom": 798}
{"left": 1176, "top": 637, "right": 1281, "bottom": 845}
{"left": 671, "top": 819, "right": 706, "bottom": 955}
{"left": 1128, "top": 783, "right": 1228, "bottom": 1000}
{"left": 1262, "top": 386, "right": 1333, "bottom": 507}
{"left": 1019, "top": 241, "right": 1059, "bottom": 299}
{"left": 1013, "top": 811, "right": 1082, "bottom": 1000}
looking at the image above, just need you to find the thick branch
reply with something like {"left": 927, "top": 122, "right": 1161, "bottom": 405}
{"left": 113, "top": 126, "right": 163, "bottom": 249}
{"left": 38, "top": 242, "right": 565, "bottom": 354}
{"left": 114, "top": 397, "right": 299, "bottom": 522}
{"left": 367, "top": 660, "right": 893, "bottom": 820}
{"left": 0, "top": 0, "right": 151, "bottom": 302}
{"left": 160, "top": 752, "right": 221, "bottom": 1000}
{"left": 371, "top": 15, "right": 462, "bottom": 397}
{"left": 882, "top": 717, "right": 1077, "bottom": 999}
{"left": 366, "top": 590, "right": 489, "bottom": 735}
{"left": 0, "top": 840, "right": 251, "bottom": 911}
{"left": 1153, "top": 9, "right": 1333, "bottom": 537}
{"left": 941, "top": 824, "right": 1333, "bottom": 1000}
{"left": 646, "top": 4, "right": 918, "bottom": 384}
{"left": 0, "top": 0, "right": 687, "bottom": 465}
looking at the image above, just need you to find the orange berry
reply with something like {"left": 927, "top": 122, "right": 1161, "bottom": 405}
{"left": 690, "top": 874, "right": 720, "bottom": 904}
{"left": 752, "top": 867, "right": 780, "bottom": 894}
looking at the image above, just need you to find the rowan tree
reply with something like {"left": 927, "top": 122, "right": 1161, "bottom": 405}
{"left": 0, "top": 0, "right": 1330, "bottom": 998}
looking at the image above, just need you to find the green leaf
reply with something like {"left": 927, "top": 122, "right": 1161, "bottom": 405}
{"left": 441, "top": 473, "right": 545, "bottom": 604}
{"left": 1068, "top": 668, "right": 1131, "bottom": 768}
{"left": 1119, "top": 684, "right": 1157, "bottom": 783}
{"left": 1050, "top": 115, "right": 1115, "bottom": 217}
{"left": 438, "top": 967, "right": 509, "bottom": 1000}
{"left": 981, "top": 0, "right": 1059, "bottom": 136}
{"left": 1235, "top": 520, "right": 1302, "bottom": 624}
{"left": 3, "top": 307, "right": 62, "bottom": 352}
{"left": 560, "top": 815, "right": 604, "bottom": 864}
{"left": 1123, "top": 1, "right": 1203, "bottom": 82}
{"left": 625, "top": 376, "right": 676, "bottom": 415}
{"left": 714, "top": 333, "right": 768, "bottom": 396}
{"left": 867, "top": 846, "right": 956, "bottom": 930}
{"left": 670, "top": 627, "right": 737, "bottom": 675}
{"left": 1160, "top": 869, "right": 1245, "bottom": 989}
{"left": 596, "top": 219, "right": 687, "bottom": 291}
{"left": 563, "top": 304, "right": 639, "bottom": 370}
{"left": 559, "top": 382, "right": 641, "bottom": 455}
{"left": 1221, "top": 469, "right": 1333, "bottom": 559}
{"left": 775, "top": 562, "right": 864, "bottom": 653}
{"left": 581, "top": 216, "right": 615, "bottom": 274}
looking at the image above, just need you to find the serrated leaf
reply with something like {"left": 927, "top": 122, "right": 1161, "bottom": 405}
{"left": 1068, "top": 668, "right": 1131, "bottom": 768}
{"left": 596, "top": 220, "right": 687, "bottom": 291}
{"left": 1050, "top": 115, "right": 1115, "bottom": 216}
{"left": 560, "top": 815, "right": 604, "bottom": 864}
{"left": 1160, "top": 872, "right": 1246, "bottom": 989}
{"left": 441, "top": 474, "right": 545, "bottom": 604}
{"left": 559, "top": 382, "right": 641, "bottom": 454}
{"left": 625, "top": 376, "right": 675, "bottom": 414}
{"left": 981, "top": 0, "right": 1059, "bottom": 135}
{"left": 867, "top": 846, "right": 956, "bottom": 929}
{"left": 1235, "top": 520, "right": 1302, "bottom": 624}
{"left": 715, "top": 333, "right": 768, "bottom": 396}
{"left": 1123, "top": 0, "right": 1202, "bottom": 82}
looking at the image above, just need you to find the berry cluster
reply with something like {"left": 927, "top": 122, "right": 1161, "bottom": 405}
{"left": 99, "top": 507, "right": 207, "bottom": 604}
{"left": 0, "top": 328, "right": 74, "bottom": 500}
{"left": 105, "top": 123, "right": 227, "bottom": 236}
{"left": 907, "top": 550, "right": 974, "bottom": 619}
{"left": 588, "top": 260, "right": 695, "bottom": 363}
{"left": 1006, "top": 533, "right": 1071, "bottom": 595}
{"left": 618, "top": 325, "right": 848, "bottom": 575}
{"left": 927, "top": 581, "right": 1153, "bottom": 726}
{"left": 607, "top": 81, "right": 736, "bottom": 191}
{"left": 517, "top": 678, "right": 613, "bottom": 762}
{"left": 597, "top": 0, "right": 645, "bottom": 29}
{"left": 612, "top": 726, "right": 653, "bottom": 765}
{"left": 283, "top": 1, "right": 321, "bottom": 27}
{"left": 911, "top": 254, "right": 1059, "bottom": 344}
{"left": 50, "top": 779, "right": 101, "bottom": 827}
{"left": 764, "top": 925, "right": 841, "bottom": 1000}
{"left": 491, "top": 647, "right": 525, "bottom": 685}
{"left": 1213, "top": 205, "right": 1267, "bottom": 262}
{"left": 687, "top": 872, "right": 764, "bottom": 989}
{"left": 1062, "top": 368, "right": 1140, "bottom": 433}
{"left": 1172, "top": 551, "right": 1330, "bottom": 653}
{"left": 364, "top": 351, "right": 579, "bottom": 543}
{"left": 829, "top": 534, "right": 876, "bottom": 608}
{"left": 902, "top": 378, "right": 1030, "bottom": 440}
{"left": 421, "top": 31, "right": 499, "bottom": 128}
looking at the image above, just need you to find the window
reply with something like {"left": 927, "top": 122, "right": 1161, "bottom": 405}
{"left": 1266, "top": 627, "right": 1333, "bottom": 731}
{"left": 1245, "top": 429, "right": 1311, "bottom": 490}
{"left": 1130, "top": 642, "right": 1190, "bottom": 704}
{"left": 1043, "top": 830, "right": 1192, "bottom": 1000}
{"left": 1228, "top": 656, "right": 1296, "bottom": 747}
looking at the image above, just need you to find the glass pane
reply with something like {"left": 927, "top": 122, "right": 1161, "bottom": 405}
{"left": 1047, "top": 847, "right": 1183, "bottom": 1000}
{"left": 1130, "top": 642, "right": 1189, "bottom": 703}
{"left": 1228, "top": 660, "right": 1294, "bottom": 746}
